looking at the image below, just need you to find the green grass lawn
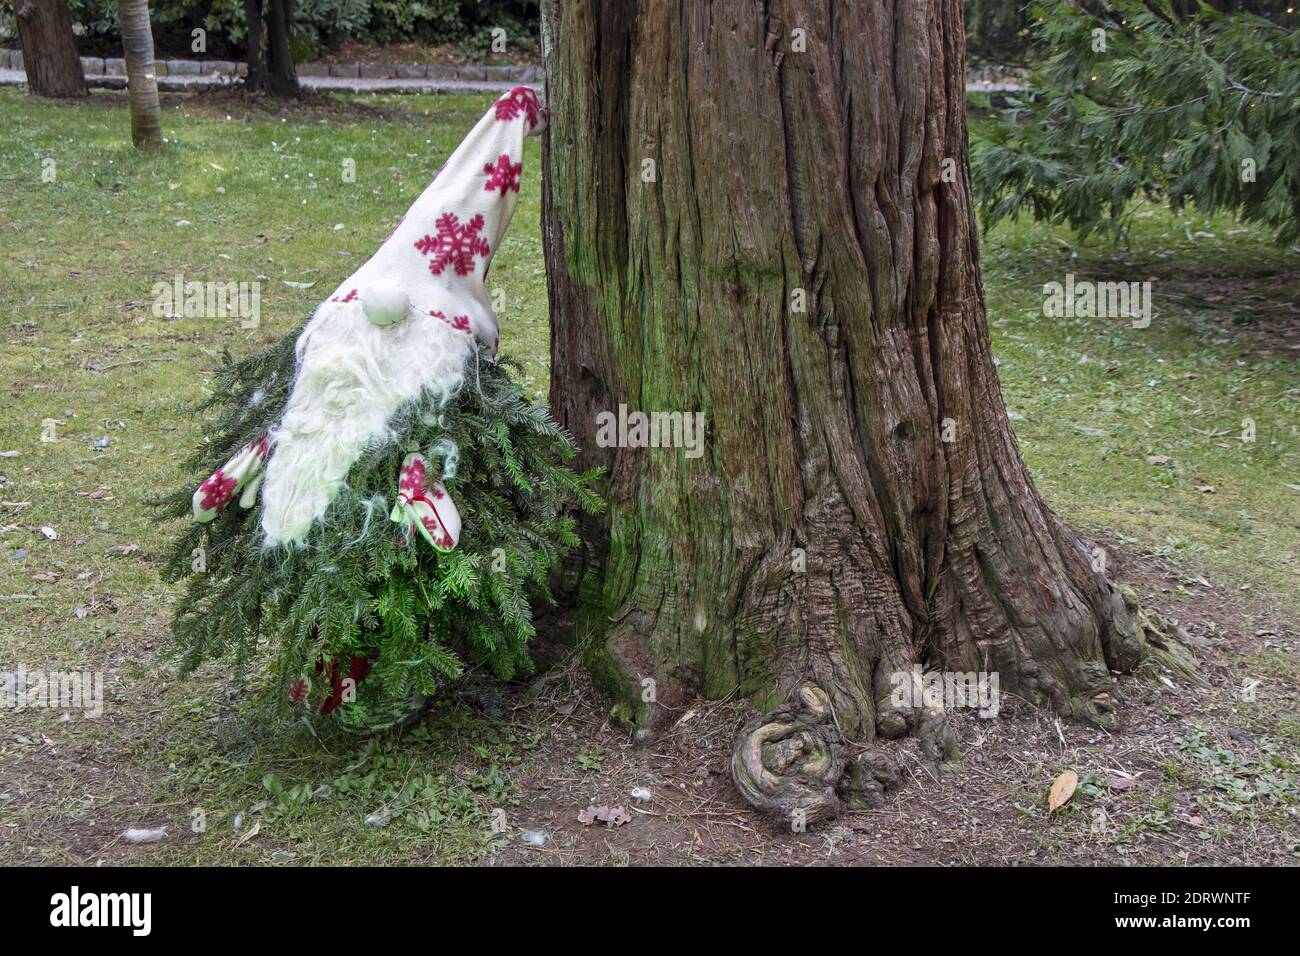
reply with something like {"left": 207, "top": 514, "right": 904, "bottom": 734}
{"left": 985, "top": 211, "right": 1298, "bottom": 599}
{"left": 0, "top": 87, "right": 1294, "bottom": 864}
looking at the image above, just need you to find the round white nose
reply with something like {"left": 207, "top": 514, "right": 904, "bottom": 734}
{"left": 361, "top": 280, "right": 411, "bottom": 326}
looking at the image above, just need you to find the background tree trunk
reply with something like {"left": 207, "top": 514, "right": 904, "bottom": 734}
{"left": 243, "top": 0, "right": 266, "bottom": 89}
{"left": 243, "top": 0, "right": 300, "bottom": 97}
{"left": 118, "top": 0, "right": 162, "bottom": 150}
{"left": 541, "top": 0, "right": 1150, "bottom": 824}
{"left": 965, "top": 0, "right": 1028, "bottom": 60}
{"left": 14, "top": 0, "right": 86, "bottom": 98}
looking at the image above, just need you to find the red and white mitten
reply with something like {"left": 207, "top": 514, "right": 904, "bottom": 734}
{"left": 389, "top": 452, "right": 460, "bottom": 552}
{"left": 192, "top": 434, "right": 270, "bottom": 522}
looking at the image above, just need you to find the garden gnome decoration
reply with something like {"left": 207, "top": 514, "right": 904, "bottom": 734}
{"left": 191, "top": 86, "right": 546, "bottom": 551}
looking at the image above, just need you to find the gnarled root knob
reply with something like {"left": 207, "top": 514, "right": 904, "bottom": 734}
{"left": 730, "top": 685, "right": 846, "bottom": 829}
{"left": 844, "top": 750, "right": 901, "bottom": 809}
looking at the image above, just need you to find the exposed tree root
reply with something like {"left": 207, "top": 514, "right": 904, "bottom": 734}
{"left": 730, "top": 681, "right": 961, "bottom": 825}
{"left": 730, "top": 686, "right": 846, "bottom": 829}
{"left": 727, "top": 585, "right": 1200, "bottom": 829}
{"left": 1113, "top": 585, "right": 1206, "bottom": 686}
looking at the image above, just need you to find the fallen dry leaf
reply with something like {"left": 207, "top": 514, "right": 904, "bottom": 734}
{"left": 235, "top": 820, "right": 262, "bottom": 846}
{"left": 1146, "top": 455, "right": 1171, "bottom": 465}
{"left": 1048, "top": 770, "right": 1078, "bottom": 813}
{"left": 104, "top": 544, "right": 140, "bottom": 556}
{"left": 577, "top": 805, "right": 631, "bottom": 827}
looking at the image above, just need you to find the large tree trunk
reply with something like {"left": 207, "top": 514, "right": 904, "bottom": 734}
{"left": 14, "top": 0, "right": 87, "bottom": 98}
{"left": 541, "top": 0, "right": 1153, "bottom": 825}
{"left": 119, "top": 0, "right": 162, "bottom": 150}
{"left": 243, "top": 0, "right": 301, "bottom": 97}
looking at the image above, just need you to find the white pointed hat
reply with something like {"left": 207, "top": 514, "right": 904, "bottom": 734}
{"left": 253, "top": 86, "right": 547, "bottom": 547}
{"left": 323, "top": 85, "right": 546, "bottom": 356}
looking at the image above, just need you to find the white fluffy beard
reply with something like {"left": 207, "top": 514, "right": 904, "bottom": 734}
{"left": 260, "top": 304, "right": 474, "bottom": 547}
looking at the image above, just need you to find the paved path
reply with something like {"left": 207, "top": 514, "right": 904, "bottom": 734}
{"left": 0, "top": 68, "right": 1025, "bottom": 97}
{"left": 0, "top": 67, "right": 534, "bottom": 95}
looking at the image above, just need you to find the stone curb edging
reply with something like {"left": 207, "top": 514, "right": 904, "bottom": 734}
{"left": 0, "top": 48, "right": 1023, "bottom": 91}
{"left": 0, "top": 49, "right": 1025, "bottom": 98}
{"left": 0, "top": 65, "right": 1023, "bottom": 98}
{"left": 0, "top": 66, "right": 539, "bottom": 96}
{"left": 299, "top": 62, "right": 540, "bottom": 82}
{"left": 0, "top": 48, "right": 541, "bottom": 83}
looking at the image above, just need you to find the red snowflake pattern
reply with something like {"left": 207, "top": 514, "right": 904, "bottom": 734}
{"left": 493, "top": 86, "right": 541, "bottom": 129}
{"left": 198, "top": 469, "right": 237, "bottom": 513}
{"left": 331, "top": 288, "right": 358, "bottom": 303}
{"left": 413, "top": 212, "right": 490, "bottom": 277}
{"left": 398, "top": 457, "right": 427, "bottom": 499}
{"left": 248, "top": 433, "right": 271, "bottom": 460}
{"left": 420, "top": 514, "right": 453, "bottom": 550}
{"left": 428, "top": 309, "right": 471, "bottom": 332}
{"left": 483, "top": 154, "right": 522, "bottom": 195}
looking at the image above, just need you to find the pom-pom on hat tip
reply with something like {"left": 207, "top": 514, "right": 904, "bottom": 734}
{"left": 360, "top": 279, "right": 411, "bottom": 327}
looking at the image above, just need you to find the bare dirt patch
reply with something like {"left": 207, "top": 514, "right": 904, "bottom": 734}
{"left": 489, "top": 539, "right": 1298, "bottom": 866}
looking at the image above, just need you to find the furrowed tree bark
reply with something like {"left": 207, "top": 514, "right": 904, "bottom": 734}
{"left": 14, "top": 0, "right": 87, "bottom": 98}
{"left": 541, "top": 0, "right": 1153, "bottom": 826}
{"left": 119, "top": 0, "right": 162, "bottom": 151}
{"left": 243, "top": 0, "right": 300, "bottom": 97}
